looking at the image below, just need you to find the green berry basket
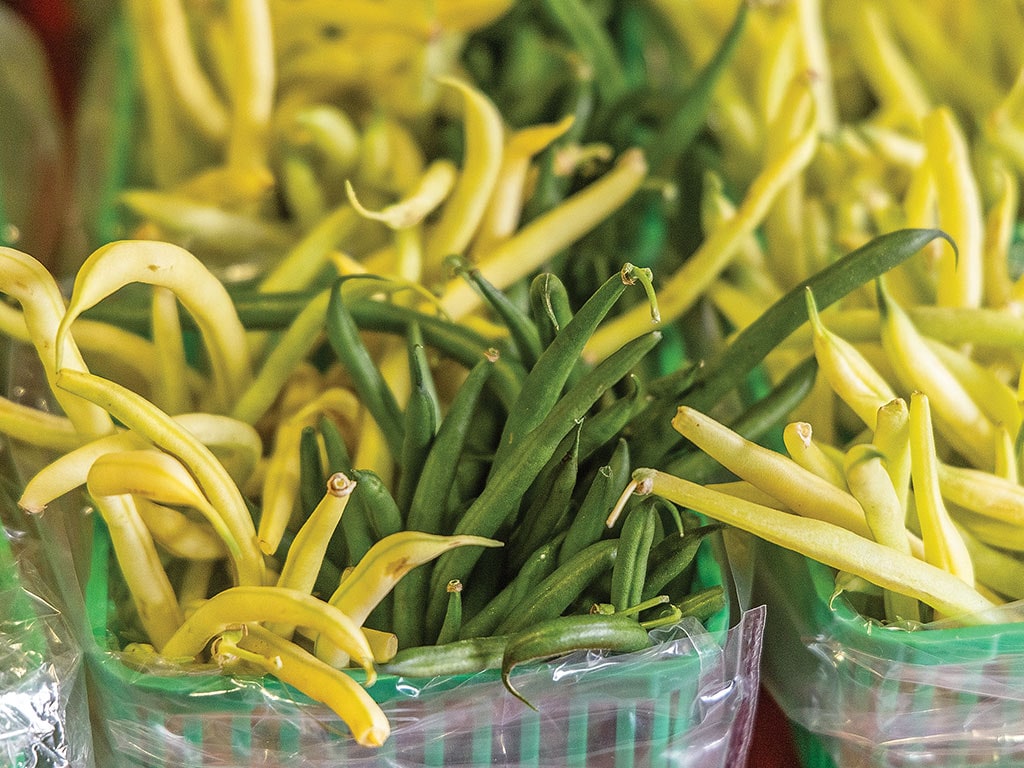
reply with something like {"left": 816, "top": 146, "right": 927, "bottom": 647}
{"left": 748, "top": 538, "right": 1024, "bottom": 768}
{"left": 83, "top": 519, "right": 762, "bottom": 768}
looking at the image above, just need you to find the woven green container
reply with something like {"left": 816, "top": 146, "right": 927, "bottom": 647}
{"left": 85, "top": 522, "right": 763, "bottom": 768}
{"left": 751, "top": 539, "right": 1024, "bottom": 768}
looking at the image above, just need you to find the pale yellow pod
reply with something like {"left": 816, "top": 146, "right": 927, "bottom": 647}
{"left": 425, "top": 78, "right": 505, "bottom": 269}
{"left": 937, "top": 461, "right": 1024, "bottom": 527}
{"left": 57, "top": 240, "right": 253, "bottom": 412}
{"left": 134, "top": 498, "right": 227, "bottom": 561}
{"left": 956, "top": 523, "right": 1024, "bottom": 601}
{"left": 225, "top": 0, "right": 275, "bottom": 176}
{"left": 151, "top": 286, "right": 190, "bottom": 416}
{"left": 805, "top": 288, "right": 896, "bottom": 431}
{"left": 346, "top": 159, "right": 458, "bottom": 231}
{"left": 258, "top": 388, "right": 361, "bottom": 556}
{"left": 270, "top": 473, "right": 357, "bottom": 638}
{"left": 87, "top": 449, "right": 241, "bottom": 564}
{"left": 982, "top": 167, "right": 1018, "bottom": 308}
{"left": 0, "top": 247, "right": 112, "bottom": 439}
{"left": 258, "top": 204, "right": 358, "bottom": 293}
{"left": 235, "top": 625, "right": 391, "bottom": 747}
{"left": 872, "top": 398, "right": 912, "bottom": 514}
{"left": 160, "top": 586, "right": 376, "bottom": 682}
{"left": 88, "top": 493, "right": 185, "bottom": 651}
{"left": 440, "top": 147, "right": 648, "bottom": 322}
{"left": 878, "top": 280, "right": 995, "bottom": 468}
{"left": 0, "top": 399, "right": 81, "bottom": 453}
{"left": 925, "top": 337, "right": 1021, "bottom": 436}
{"left": 621, "top": 469, "right": 999, "bottom": 622}
{"left": 55, "top": 369, "right": 265, "bottom": 587}
{"left": 670, "top": 406, "right": 875, "bottom": 539}
{"left": 908, "top": 393, "right": 975, "bottom": 586}
{"left": 924, "top": 107, "right": 985, "bottom": 309}
{"left": 327, "top": 531, "right": 503, "bottom": 626}
{"left": 783, "top": 422, "right": 847, "bottom": 489}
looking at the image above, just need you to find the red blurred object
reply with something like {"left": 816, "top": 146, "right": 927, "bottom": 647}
{"left": 747, "top": 686, "right": 801, "bottom": 767}
{"left": 5, "top": 0, "right": 80, "bottom": 116}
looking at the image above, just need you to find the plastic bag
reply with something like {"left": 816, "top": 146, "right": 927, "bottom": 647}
{"left": 745, "top": 535, "right": 1024, "bottom": 768}
{"left": 0, "top": 502, "right": 93, "bottom": 768}
{"left": 85, "top": 603, "right": 764, "bottom": 768}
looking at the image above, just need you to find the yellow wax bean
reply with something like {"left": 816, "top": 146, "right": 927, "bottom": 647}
{"left": 923, "top": 107, "right": 985, "bottom": 309}
{"left": 925, "top": 338, "right": 1021, "bottom": 436}
{"left": 805, "top": 288, "right": 896, "bottom": 431}
{"left": 878, "top": 280, "right": 995, "bottom": 468}
{"left": 57, "top": 241, "right": 252, "bottom": 412}
{"left": 783, "top": 421, "right": 847, "bottom": 489}
{"left": 620, "top": 469, "right": 999, "bottom": 622}
{"left": 793, "top": 0, "right": 836, "bottom": 133}
{"left": 55, "top": 369, "right": 265, "bottom": 587}
{"left": 134, "top": 498, "right": 227, "bottom": 561}
{"left": 151, "top": 286, "right": 190, "bottom": 416}
{"left": 755, "top": 12, "right": 799, "bottom": 127}
{"left": 982, "top": 167, "right": 1018, "bottom": 308}
{"left": 231, "top": 290, "right": 331, "bottom": 425}
{"left": 328, "top": 531, "right": 502, "bottom": 626}
{"left": 983, "top": 67, "right": 1024, "bottom": 176}
{"left": 909, "top": 393, "right": 975, "bottom": 585}
{"left": 844, "top": 1, "right": 930, "bottom": 121}
{"left": 0, "top": 399, "right": 80, "bottom": 453}
{"left": 270, "top": 473, "right": 357, "bottom": 637}
{"left": 440, "top": 148, "right": 647, "bottom": 321}
{"left": 994, "top": 426, "right": 1018, "bottom": 483}
{"left": 259, "top": 389, "right": 361, "bottom": 556}
{"left": 160, "top": 587, "right": 375, "bottom": 682}
{"left": 87, "top": 450, "right": 242, "bottom": 564}
{"left": 235, "top": 625, "right": 390, "bottom": 747}
{"left": 585, "top": 108, "right": 816, "bottom": 362}
{"left": 435, "top": 0, "right": 515, "bottom": 31}
{"left": 937, "top": 461, "right": 1024, "bottom": 527}
{"left": 225, "top": 0, "right": 274, "bottom": 176}
{"left": 289, "top": 105, "right": 361, "bottom": 181}
{"left": 134, "top": 0, "right": 228, "bottom": 141}
{"left": 0, "top": 247, "right": 112, "bottom": 439}
{"left": 178, "top": 559, "right": 216, "bottom": 611}
{"left": 671, "top": 406, "right": 874, "bottom": 539}
{"left": 956, "top": 523, "right": 1024, "bottom": 601}
{"left": 346, "top": 159, "right": 457, "bottom": 230}
{"left": 425, "top": 78, "right": 505, "bottom": 270}
{"left": 472, "top": 116, "right": 575, "bottom": 257}
{"left": 872, "top": 398, "right": 912, "bottom": 513}
{"left": 258, "top": 204, "right": 358, "bottom": 293}
{"left": 954, "top": 511, "right": 1024, "bottom": 553}
{"left": 89, "top": 493, "right": 185, "bottom": 651}
{"left": 172, "top": 413, "right": 263, "bottom": 488}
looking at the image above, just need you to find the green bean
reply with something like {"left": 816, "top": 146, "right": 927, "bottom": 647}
{"left": 675, "top": 585, "right": 727, "bottom": 624}
{"left": 508, "top": 423, "right": 581, "bottom": 571}
{"left": 298, "top": 425, "right": 325, "bottom": 518}
{"left": 539, "top": 0, "right": 627, "bottom": 105}
{"left": 436, "top": 579, "right": 464, "bottom": 646}
{"left": 382, "top": 635, "right": 508, "bottom": 678}
{"left": 560, "top": 439, "right": 630, "bottom": 566}
{"left": 642, "top": 523, "right": 722, "bottom": 602}
{"left": 575, "top": 374, "right": 645, "bottom": 462}
{"left": 459, "top": 534, "right": 565, "bottom": 640}
{"left": 397, "top": 330, "right": 439, "bottom": 516}
{"left": 326, "top": 278, "right": 405, "bottom": 458}
{"left": 319, "top": 415, "right": 352, "bottom": 475}
{"left": 425, "top": 331, "right": 660, "bottom": 635}
{"left": 495, "top": 268, "right": 638, "bottom": 470}
{"left": 683, "top": 229, "right": 952, "bottom": 413}
{"left": 348, "top": 469, "right": 403, "bottom": 542}
{"left": 529, "top": 272, "right": 575, "bottom": 352}
{"left": 497, "top": 538, "right": 618, "bottom": 635}
{"left": 645, "top": 1, "right": 747, "bottom": 172}
{"left": 501, "top": 613, "right": 649, "bottom": 708}
{"left": 448, "top": 257, "right": 543, "bottom": 368}
{"left": 610, "top": 501, "right": 657, "bottom": 612}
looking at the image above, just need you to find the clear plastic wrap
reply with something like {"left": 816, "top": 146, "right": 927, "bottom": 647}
{"left": 84, "top": 522, "right": 764, "bottom": 768}
{"left": 742, "top": 534, "right": 1024, "bottom": 768}
{"left": 0, "top": 505, "right": 93, "bottom": 768}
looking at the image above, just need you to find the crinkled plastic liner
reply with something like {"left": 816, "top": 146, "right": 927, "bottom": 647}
{"left": 86, "top": 606, "right": 764, "bottom": 768}
{"left": 744, "top": 534, "right": 1024, "bottom": 768}
{"left": 0, "top": 525, "right": 92, "bottom": 768}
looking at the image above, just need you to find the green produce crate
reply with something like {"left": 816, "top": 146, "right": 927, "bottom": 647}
{"left": 84, "top": 522, "right": 762, "bottom": 768}
{"left": 750, "top": 539, "right": 1024, "bottom": 768}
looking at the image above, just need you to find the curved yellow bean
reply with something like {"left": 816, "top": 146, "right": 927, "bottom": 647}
{"left": 346, "top": 159, "right": 457, "bottom": 230}
{"left": 160, "top": 586, "right": 375, "bottom": 681}
{"left": 134, "top": 497, "right": 227, "bottom": 561}
{"left": 57, "top": 240, "right": 252, "bottom": 412}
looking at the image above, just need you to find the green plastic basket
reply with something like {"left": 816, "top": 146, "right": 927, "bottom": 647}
{"left": 83, "top": 521, "right": 762, "bottom": 768}
{"left": 751, "top": 539, "right": 1024, "bottom": 768}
